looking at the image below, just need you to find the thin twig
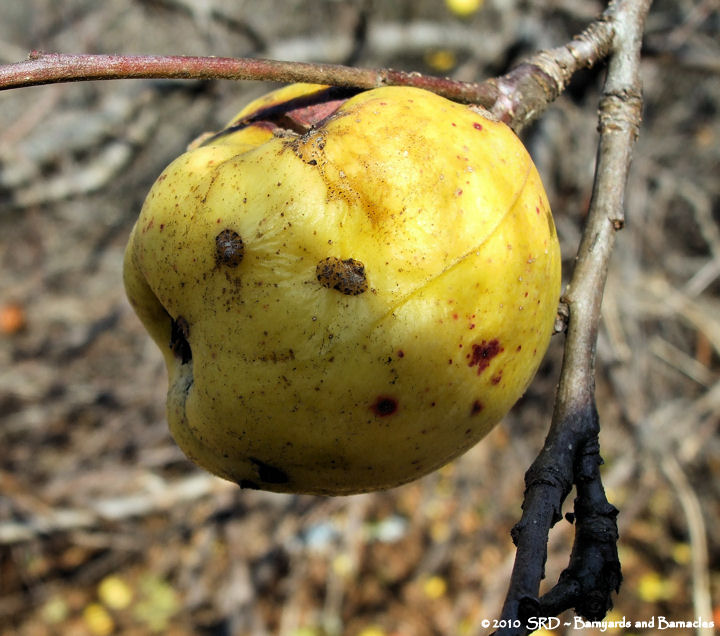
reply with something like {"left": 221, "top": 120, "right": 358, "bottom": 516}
{"left": 495, "top": 0, "right": 651, "bottom": 633}
{"left": 0, "top": 51, "right": 497, "bottom": 104}
{"left": 659, "top": 455, "right": 713, "bottom": 635}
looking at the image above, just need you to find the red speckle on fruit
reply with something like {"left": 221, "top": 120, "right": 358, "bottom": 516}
{"left": 491, "top": 371, "right": 503, "bottom": 385}
{"left": 471, "top": 400, "right": 483, "bottom": 415}
{"left": 159, "top": 224, "right": 165, "bottom": 231}
{"left": 469, "top": 323, "right": 475, "bottom": 330}
{"left": 371, "top": 396, "right": 398, "bottom": 417}
{"left": 473, "top": 122, "right": 483, "bottom": 131}
{"left": 467, "top": 339, "right": 503, "bottom": 375}
{"left": 217, "top": 218, "right": 222, "bottom": 223}
{"left": 397, "top": 350, "right": 405, "bottom": 358}
{"left": 453, "top": 313, "right": 459, "bottom": 320}
{"left": 516, "top": 345, "right": 522, "bottom": 351}
{"left": 536, "top": 206, "right": 540, "bottom": 214}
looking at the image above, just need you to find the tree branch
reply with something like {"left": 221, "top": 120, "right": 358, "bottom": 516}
{"left": 494, "top": 1, "right": 650, "bottom": 633}
{"left": 0, "top": 3, "right": 619, "bottom": 134}
{"left": 0, "top": 51, "right": 496, "bottom": 103}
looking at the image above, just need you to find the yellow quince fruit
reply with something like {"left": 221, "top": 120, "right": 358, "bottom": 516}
{"left": 124, "top": 83, "right": 561, "bottom": 495}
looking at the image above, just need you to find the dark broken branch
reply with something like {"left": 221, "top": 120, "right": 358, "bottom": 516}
{"left": 494, "top": 1, "right": 650, "bottom": 633}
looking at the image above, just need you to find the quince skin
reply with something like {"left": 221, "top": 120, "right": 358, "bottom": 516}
{"left": 124, "top": 84, "right": 561, "bottom": 495}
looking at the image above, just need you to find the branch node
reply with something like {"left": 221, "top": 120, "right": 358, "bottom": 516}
{"left": 598, "top": 88, "right": 643, "bottom": 139}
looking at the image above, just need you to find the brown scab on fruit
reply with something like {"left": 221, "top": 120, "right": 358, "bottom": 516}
{"left": 170, "top": 316, "right": 192, "bottom": 364}
{"left": 316, "top": 256, "right": 368, "bottom": 295}
{"left": 215, "top": 229, "right": 245, "bottom": 267}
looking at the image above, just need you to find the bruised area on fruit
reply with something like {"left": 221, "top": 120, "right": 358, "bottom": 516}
{"left": 169, "top": 316, "right": 192, "bottom": 364}
{"left": 200, "top": 85, "right": 361, "bottom": 144}
{"left": 249, "top": 457, "right": 289, "bottom": 485}
{"left": 371, "top": 396, "right": 398, "bottom": 417}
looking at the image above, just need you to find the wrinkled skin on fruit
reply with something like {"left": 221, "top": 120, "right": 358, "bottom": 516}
{"left": 124, "top": 84, "right": 561, "bottom": 495}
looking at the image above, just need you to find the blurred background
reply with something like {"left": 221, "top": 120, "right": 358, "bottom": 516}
{"left": 1, "top": 1, "right": 718, "bottom": 634}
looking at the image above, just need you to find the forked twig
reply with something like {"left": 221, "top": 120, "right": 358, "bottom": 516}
{"left": 495, "top": 1, "right": 650, "bottom": 633}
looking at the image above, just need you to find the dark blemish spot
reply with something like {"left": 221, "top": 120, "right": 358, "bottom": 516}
{"left": 465, "top": 428, "right": 472, "bottom": 435}
{"left": 307, "top": 159, "right": 317, "bottom": 165}
{"left": 371, "top": 396, "right": 398, "bottom": 417}
{"left": 471, "top": 400, "right": 483, "bottom": 415}
{"left": 170, "top": 316, "right": 192, "bottom": 364}
{"left": 467, "top": 339, "right": 503, "bottom": 375}
{"left": 316, "top": 256, "right": 368, "bottom": 295}
{"left": 159, "top": 224, "right": 165, "bottom": 231}
{"left": 517, "top": 345, "right": 522, "bottom": 351}
{"left": 239, "top": 479, "right": 260, "bottom": 490}
{"left": 215, "top": 229, "right": 244, "bottom": 267}
{"left": 473, "top": 122, "right": 483, "bottom": 131}
{"left": 250, "top": 457, "right": 289, "bottom": 484}
{"left": 491, "top": 371, "right": 503, "bottom": 385}
{"left": 397, "top": 350, "right": 405, "bottom": 358}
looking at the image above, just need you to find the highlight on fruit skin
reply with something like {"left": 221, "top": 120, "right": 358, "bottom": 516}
{"left": 123, "top": 83, "right": 562, "bottom": 495}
